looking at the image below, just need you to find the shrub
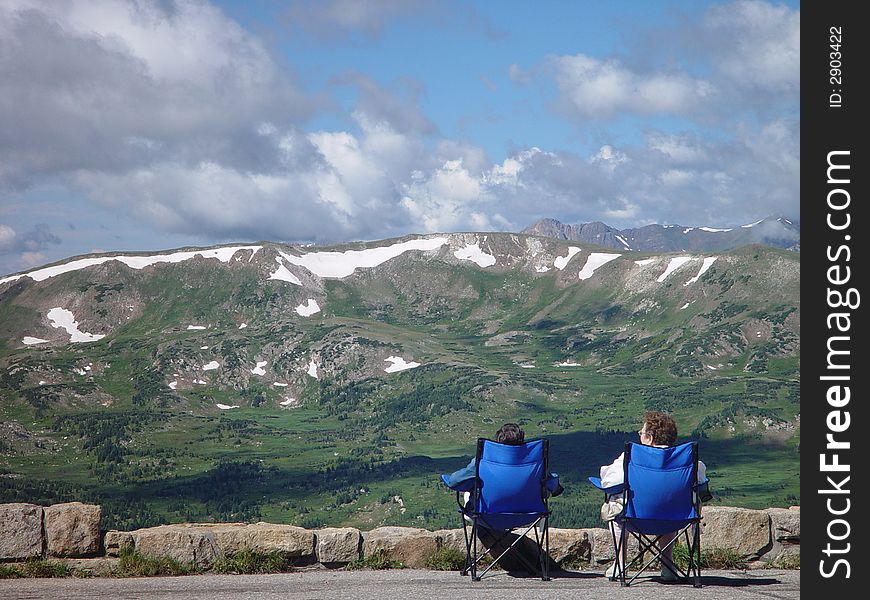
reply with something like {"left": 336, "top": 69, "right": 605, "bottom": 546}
{"left": 19, "top": 559, "right": 72, "bottom": 578}
{"left": 424, "top": 547, "right": 465, "bottom": 571}
{"left": 115, "top": 545, "right": 198, "bottom": 577}
{"left": 0, "top": 559, "right": 74, "bottom": 579}
{"left": 0, "top": 564, "right": 21, "bottom": 579}
{"left": 764, "top": 553, "right": 800, "bottom": 570}
{"left": 211, "top": 550, "right": 295, "bottom": 574}
{"left": 343, "top": 549, "right": 405, "bottom": 570}
{"left": 673, "top": 543, "right": 748, "bottom": 571}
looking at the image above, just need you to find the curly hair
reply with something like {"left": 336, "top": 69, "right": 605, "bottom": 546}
{"left": 496, "top": 423, "right": 525, "bottom": 445}
{"left": 643, "top": 411, "right": 678, "bottom": 446}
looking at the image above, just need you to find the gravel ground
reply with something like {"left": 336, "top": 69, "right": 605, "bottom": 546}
{"left": 0, "top": 568, "right": 799, "bottom": 600}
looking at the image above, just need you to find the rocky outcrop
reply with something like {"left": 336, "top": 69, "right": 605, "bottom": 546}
{"left": 130, "top": 525, "right": 220, "bottom": 567}
{"left": 104, "top": 522, "right": 315, "bottom": 567}
{"left": 0, "top": 503, "right": 43, "bottom": 560}
{"left": 766, "top": 506, "right": 800, "bottom": 561}
{"left": 546, "top": 528, "right": 593, "bottom": 564}
{"left": 207, "top": 522, "right": 315, "bottom": 558}
{"left": 44, "top": 502, "right": 102, "bottom": 557}
{"left": 362, "top": 526, "right": 439, "bottom": 568}
{"left": 315, "top": 527, "right": 362, "bottom": 564}
{"left": 700, "top": 506, "right": 773, "bottom": 559}
{"left": 0, "top": 502, "right": 801, "bottom": 570}
{"left": 103, "top": 530, "right": 134, "bottom": 556}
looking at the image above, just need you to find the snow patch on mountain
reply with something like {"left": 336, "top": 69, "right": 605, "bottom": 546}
{"left": 656, "top": 257, "right": 694, "bottom": 282}
{"left": 454, "top": 243, "right": 496, "bottom": 267}
{"left": 268, "top": 260, "right": 302, "bottom": 285}
{"left": 22, "top": 336, "right": 49, "bottom": 345}
{"left": 251, "top": 361, "right": 267, "bottom": 376}
{"left": 384, "top": 356, "right": 421, "bottom": 373}
{"left": 685, "top": 257, "right": 717, "bottom": 286}
{"left": 279, "top": 237, "right": 449, "bottom": 278}
{"left": 553, "top": 247, "right": 581, "bottom": 270}
{"left": 295, "top": 299, "right": 321, "bottom": 316}
{"left": 578, "top": 253, "right": 621, "bottom": 280}
{"left": 1, "top": 246, "right": 262, "bottom": 286}
{"left": 47, "top": 308, "right": 105, "bottom": 343}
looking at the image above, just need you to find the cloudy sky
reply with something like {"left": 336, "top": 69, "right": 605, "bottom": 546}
{"left": 0, "top": 0, "right": 799, "bottom": 275}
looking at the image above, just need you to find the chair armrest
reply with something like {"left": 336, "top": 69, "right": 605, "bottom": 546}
{"left": 694, "top": 480, "right": 713, "bottom": 503}
{"left": 588, "top": 476, "right": 624, "bottom": 495}
{"left": 441, "top": 473, "right": 476, "bottom": 492}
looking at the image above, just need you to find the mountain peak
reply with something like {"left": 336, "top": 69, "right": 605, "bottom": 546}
{"left": 522, "top": 216, "right": 799, "bottom": 252}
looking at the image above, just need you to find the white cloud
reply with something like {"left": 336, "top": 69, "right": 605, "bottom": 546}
{"left": 0, "top": 0, "right": 309, "bottom": 189}
{"left": 703, "top": 0, "right": 799, "bottom": 92}
{"left": 550, "top": 54, "right": 716, "bottom": 119}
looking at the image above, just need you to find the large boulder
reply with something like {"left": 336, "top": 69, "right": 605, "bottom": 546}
{"left": 767, "top": 507, "right": 800, "bottom": 543}
{"left": 315, "top": 527, "right": 362, "bottom": 564}
{"left": 432, "top": 528, "right": 487, "bottom": 557}
{"left": 103, "top": 530, "right": 134, "bottom": 557}
{"left": 587, "top": 526, "right": 639, "bottom": 566}
{"left": 362, "top": 526, "right": 439, "bottom": 568}
{"left": 128, "top": 524, "right": 219, "bottom": 568}
{"left": 546, "top": 528, "right": 593, "bottom": 564}
{"left": 765, "top": 507, "right": 800, "bottom": 562}
{"left": 207, "top": 522, "right": 315, "bottom": 559}
{"left": 44, "top": 502, "right": 102, "bottom": 557}
{"left": 0, "top": 503, "right": 44, "bottom": 560}
{"left": 701, "top": 506, "right": 772, "bottom": 558}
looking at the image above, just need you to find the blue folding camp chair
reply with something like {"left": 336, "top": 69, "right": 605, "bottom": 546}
{"left": 441, "top": 438, "right": 551, "bottom": 581}
{"left": 589, "top": 441, "right": 703, "bottom": 587}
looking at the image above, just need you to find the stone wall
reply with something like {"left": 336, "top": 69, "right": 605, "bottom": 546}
{"left": 1, "top": 502, "right": 799, "bottom": 569}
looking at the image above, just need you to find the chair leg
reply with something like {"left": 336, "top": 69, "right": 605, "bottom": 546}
{"left": 460, "top": 517, "right": 471, "bottom": 576}
{"left": 471, "top": 521, "right": 479, "bottom": 581}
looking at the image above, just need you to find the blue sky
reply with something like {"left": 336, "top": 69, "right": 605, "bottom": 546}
{"left": 0, "top": 0, "right": 799, "bottom": 276}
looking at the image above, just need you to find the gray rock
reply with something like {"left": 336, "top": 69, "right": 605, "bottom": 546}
{"left": 0, "top": 503, "right": 43, "bottom": 560}
{"left": 44, "top": 502, "right": 102, "bottom": 557}
{"left": 546, "top": 528, "right": 592, "bottom": 564}
{"left": 207, "top": 522, "right": 315, "bottom": 558}
{"left": 766, "top": 507, "right": 800, "bottom": 542}
{"left": 362, "top": 527, "right": 439, "bottom": 569}
{"left": 130, "top": 524, "right": 219, "bottom": 567}
{"left": 315, "top": 527, "right": 361, "bottom": 564}
{"left": 103, "top": 530, "right": 134, "bottom": 557}
{"left": 57, "top": 557, "right": 120, "bottom": 576}
{"left": 701, "top": 506, "right": 771, "bottom": 558}
{"left": 587, "top": 526, "right": 639, "bottom": 566}
{"left": 432, "top": 528, "right": 485, "bottom": 557}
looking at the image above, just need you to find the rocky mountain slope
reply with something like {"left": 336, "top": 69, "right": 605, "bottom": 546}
{"left": 0, "top": 232, "right": 799, "bottom": 530}
{"left": 523, "top": 216, "right": 800, "bottom": 252}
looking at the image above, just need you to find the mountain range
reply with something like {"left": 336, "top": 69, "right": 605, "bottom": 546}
{"left": 0, "top": 232, "right": 799, "bottom": 531}
{"left": 523, "top": 216, "right": 800, "bottom": 253}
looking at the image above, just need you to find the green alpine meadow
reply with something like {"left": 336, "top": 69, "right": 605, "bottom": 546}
{"left": 0, "top": 232, "right": 799, "bottom": 531}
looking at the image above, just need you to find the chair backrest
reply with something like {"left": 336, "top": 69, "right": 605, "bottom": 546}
{"left": 623, "top": 441, "right": 699, "bottom": 533}
{"left": 475, "top": 438, "right": 548, "bottom": 516}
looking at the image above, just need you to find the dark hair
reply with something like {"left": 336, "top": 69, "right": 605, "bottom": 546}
{"left": 496, "top": 423, "right": 525, "bottom": 445}
{"left": 643, "top": 411, "right": 678, "bottom": 446}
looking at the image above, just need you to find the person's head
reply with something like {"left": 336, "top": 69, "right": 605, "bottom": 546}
{"left": 496, "top": 423, "right": 525, "bottom": 445}
{"left": 639, "top": 411, "right": 678, "bottom": 446}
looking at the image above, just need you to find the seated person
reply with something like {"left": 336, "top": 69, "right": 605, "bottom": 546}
{"left": 599, "top": 410, "right": 709, "bottom": 582}
{"left": 442, "top": 422, "right": 563, "bottom": 498}
{"left": 443, "top": 423, "right": 562, "bottom": 575}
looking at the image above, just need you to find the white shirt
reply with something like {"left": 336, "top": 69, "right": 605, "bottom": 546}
{"left": 599, "top": 448, "right": 707, "bottom": 490}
